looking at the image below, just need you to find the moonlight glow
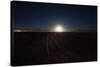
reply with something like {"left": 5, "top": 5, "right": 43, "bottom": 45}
{"left": 54, "top": 25, "right": 64, "bottom": 32}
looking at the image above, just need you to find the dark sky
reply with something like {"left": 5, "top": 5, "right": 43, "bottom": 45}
{"left": 12, "top": 1, "right": 97, "bottom": 31}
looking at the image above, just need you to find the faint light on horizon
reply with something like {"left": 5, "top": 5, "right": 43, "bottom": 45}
{"left": 14, "top": 29, "right": 23, "bottom": 32}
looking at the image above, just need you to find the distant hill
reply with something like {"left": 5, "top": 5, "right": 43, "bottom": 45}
{"left": 14, "top": 26, "right": 97, "bottom": 32}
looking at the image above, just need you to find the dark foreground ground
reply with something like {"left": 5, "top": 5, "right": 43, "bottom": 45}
{"left": 11, "top": 32, "right": 97, "bottom": 66}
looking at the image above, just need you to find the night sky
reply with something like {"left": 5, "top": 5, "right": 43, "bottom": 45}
{"left": 11, "top": 1, "right": 97, "bottom": 32}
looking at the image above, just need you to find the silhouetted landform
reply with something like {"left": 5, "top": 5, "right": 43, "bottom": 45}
{"left": 75, "top": 28, "right": 97, "bottom": 32}
{"left": 14, "top": 26, "right": 97, "bottom": 32}
{"left": 11, "top": 32, "right": 97, "bottom": 66}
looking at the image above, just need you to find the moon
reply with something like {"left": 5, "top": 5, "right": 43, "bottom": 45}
{"left": 54, "top": 25, "right": 64, "bottom": 32}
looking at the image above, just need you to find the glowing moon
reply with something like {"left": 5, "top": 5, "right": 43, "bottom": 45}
{"left": 54, "top": 25, "right": 64, "bottom": 32}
